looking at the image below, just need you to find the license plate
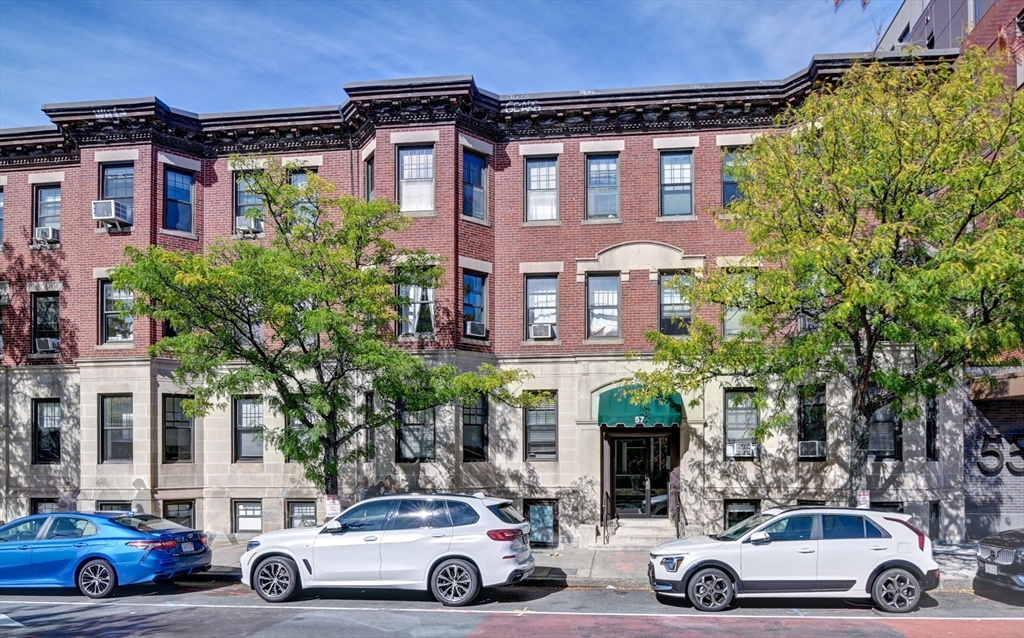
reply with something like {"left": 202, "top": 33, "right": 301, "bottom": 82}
{"left": 984, "top": 563, "right": 998, "bottom": 575}
{"left": 181, "top": 541, "right": 195, "bottom": 553}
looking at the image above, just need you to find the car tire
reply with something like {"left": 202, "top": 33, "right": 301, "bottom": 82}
{"left": 430, "top": 558, "right": 481, "bottom": 607}
{"left": 872, "top": 567, "right": 922, "bottom": 613}
{"left": 77, "top": 559, "right": 118, "bottom": 599}
{"left": 253, "top": 556, "right": 300, "bottom": 603}
{"left": 686, "top": 567, "right": 734, "bottom": 612}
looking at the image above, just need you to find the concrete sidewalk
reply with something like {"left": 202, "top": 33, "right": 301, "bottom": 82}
{"left": 200, "top": 539, "right": 980, "bottom": 592}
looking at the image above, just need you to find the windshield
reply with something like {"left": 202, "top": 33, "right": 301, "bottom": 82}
{"left": 715, "top": 513, "right": 774, "bottom": 542}
{"left": 112, "top": 514, "right": 189, "bottom": 533}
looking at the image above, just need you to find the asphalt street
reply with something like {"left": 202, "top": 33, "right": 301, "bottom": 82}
{"left": 1, "top": 579, "right": 1022, "bottom": 638}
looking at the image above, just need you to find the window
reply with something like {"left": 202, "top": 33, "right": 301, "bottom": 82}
{"left": 525, "top": 157, "right": 558, "bottom": 221}
{"left": 339, "top": 499, "right": 393, "bottom": 531}
{"left": 897, "top": 24, "right": 910, "bottom": 44}
{"left": 462, "top": 272, "right": 486, "bottom": 337}
{"left": 723, "top": 272, "right": 752, "bottom": 337}
{"left": 929, "top": 501, "right": 941, "bottom": 540}
{"left": 821, "top": 514, "right": 887, "bottom": 539}
{"left": 234, "top": 501, "right": 263, "bottom": 533}
{"left": 365, "top": 156, "right": 375, "bottom": 200}
{"left": 725, "top": 389, "right": 758, "bottom": 457}
{"left": 659, "top": 273, "right": 691, "bottom": 335}
{"left": 722, "top": 150, "right": 742, "bottom": 205}
{"left": 524, "top": 499, "right": 558, "bottom": 548}
{"left": 761, "top": 514, "right": 814, "bottom": 541}
{"left": 361, "top": 391, "right": 375, "bottom": 459}
{"left": 101, "top": 395, "right": 133, "bottom": 462}
{"left": 868, "top": 401, "right": 902, "bottom": 461}
{"left": 445, "top": 500, "right": 480, "bottom": 526}
{"left": 926, "top": 32, "right": 935, "bottom": 50}
{"left": 462, "top": 151, "right": 486, "bottom": 219}
{"left": 163, "top": 395, "right": 193, "bottom": 463}
{"left": 0, "top": 188, "right": 5, "bottom": 244}
{"left": 796, "top": 499, "right": 826, "bottom": 506}
{"left": 397, "top": 407, "right": 435, "bottom": 462}
{"left": 32, "top": 399, "right": 61, "bottom": 464}
{"left": 392, "top": 499, "right": 450, "bottom": 530}
{"left": 32, "top": 499, "right": 59, "bottom": 515}
{"left": 0, "top": 517, "right": 46, "bottom": 542}
{"left": 35, "top": 185, "right": 61, "bottom": 230}
{"left": 526, "top": 276, "right": 558, "bottom": 339}
{"left": 925, "top": 394, "right": 938, "bottom": 462}
{"left": 164, "top": 168, "right": 194, "bottom": 232}
{"left": 288, "top": 501, "right": 317, "bottom": 528}
{"left": 398, "top": 146, "right": 434, "bottom": 213}
{"left": 234, "top": 171, "right": 263, "bottom": 229}
{"left": 164, "top": 501, "right": 195, "bottom": 528}
{"left": 100, "top": 280, "right": 133, "bottom": 343}
{"left": 724, "top": 499, "right": 760, "bottom": 530}
{"left": 660, "top": 151, "right": 693, "bottom": 216}
{"left": 234, "top": 397, "right": 263, "bottom": 462}
{"left": 525, "top": 392, "right": 557, "bottom": 460}
{"left": 587, "top": 275, "right": 620, "bottom": 338}
{"left": 101, "top": 164, "right": 134, "bottom": 220}
{"left": 398, "top": 281, "right": 434, "bottom": 336}
{"left": 97, "top": 502, "right": 131, "bottom": 512}
{"left": 290, "top": 170, "right": 318, "bottom": 224}
{"left": 48, "top": 517, "right": 100, "bottom": 539}
{"left": 870, "top": 501, "right": 903, "bottom": 513}
{"left": 32, "top": 292, "right": 60, "bottom": 352}
{"left": 586, "top": 155, "right": 619, "bottom": 219}
{"left": 798, "top": 384, "right": 827, "bottom": 459}
{"left": 462, "top": 394, "right": 488, "bottom": 463}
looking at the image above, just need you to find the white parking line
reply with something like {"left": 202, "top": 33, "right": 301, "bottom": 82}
{"left": 0, "top": 599, "right": 1018, "bottom": 622}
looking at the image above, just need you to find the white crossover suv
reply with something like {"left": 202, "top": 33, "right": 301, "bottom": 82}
{"left": 240, "top": 493, "right": 534, "bottom": 606}
{"left": 649, "top": 506, "right": 940, "bottom": 613}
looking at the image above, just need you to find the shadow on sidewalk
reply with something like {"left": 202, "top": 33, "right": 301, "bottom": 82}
{"left": 292, "top": 583, "right": 564, "bottom": 606}
{"left": 654, "top": 592, "right": 940, "bottom": 612}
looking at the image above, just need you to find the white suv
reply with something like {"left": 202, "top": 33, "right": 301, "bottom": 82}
{"left": 240, "top": 493, "right": 534, "bottom": 606}
{"left": 649, "top": 506, "right": 940, "bottom": 613}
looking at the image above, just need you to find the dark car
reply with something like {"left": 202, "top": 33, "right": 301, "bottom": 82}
{"left": 974, "top": 528, "right": 1024, "bottom": 593}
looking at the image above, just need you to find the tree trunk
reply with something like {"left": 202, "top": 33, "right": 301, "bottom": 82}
{"left": 847, "top": 410, "right": 872, "bottom": 507}
{"left": 323, "top": 435, "right": 339, "bottom": 497}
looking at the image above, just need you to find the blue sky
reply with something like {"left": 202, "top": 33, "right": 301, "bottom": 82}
{"left": 0, "top": 0, "right": 901, "bottom": 129}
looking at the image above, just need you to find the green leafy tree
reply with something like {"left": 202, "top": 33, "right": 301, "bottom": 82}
{"left": 632, "top": 48, "right": 1024, "bottom": 503}
{"left": 112, "top": 158, "right": 532, "bottom": 498}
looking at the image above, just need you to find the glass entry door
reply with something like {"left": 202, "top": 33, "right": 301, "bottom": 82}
{"left": 613, "top": 436, "right": 671, "bottom": 517}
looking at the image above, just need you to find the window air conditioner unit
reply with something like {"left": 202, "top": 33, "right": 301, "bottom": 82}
{"left": 727, "top": 442, "right": 758, "bottom": 458}
{"left": 235, "top": 216, "right": 264, "bottom": 236}
{"left": 35, "top": 338, "right": 59, "bottom": 353}
{"left": 92, "top": 200, "right": 131, "bottom": 226}
{"left": 529, "top": 323, "right": 555, "bottom": 340}
{"left": 34, "top": 227, "right": 60, "bottom": 244}
{"left": 798, "top": 440, "right": 826, "bottom": 459}
{"left": 465, "top": 321, "right": 487, "bottom": 338}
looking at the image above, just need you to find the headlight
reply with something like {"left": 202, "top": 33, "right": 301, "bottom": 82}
{"left": 660, "top": 555, "right": 688, "bottom": 572}
{"left": 1016, "top": 548, "right": 1024, "bottom": 561}
{"left": 246, "top": 540, "right": 260, "bottom": 552}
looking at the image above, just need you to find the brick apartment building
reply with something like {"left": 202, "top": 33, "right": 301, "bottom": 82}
{"left": 0, "top": 43, "right": 1006, "bottom": 544}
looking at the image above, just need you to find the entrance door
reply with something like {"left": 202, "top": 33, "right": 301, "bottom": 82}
{"left": 613, "top": 436, "right": 671, "bottom": 517}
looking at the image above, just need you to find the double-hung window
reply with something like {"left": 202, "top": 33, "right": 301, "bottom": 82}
{"left": 101, "top": 395, "right": 133, "bottom": 462}
{"left": 660, "top": 152, "right": 693, "bottom": 216}
{"left": 525, "top": 157, "right": 558, "bottom": 221}
{"left": 868, "top": 402, "right": 902, "bottom": 461}
{"left": 525, "top": 276, "right": 558, "bottom": 339}
{"left": 797, "top": 384, "right": 827, "bottom": 460}
{"left": 290, "top": 169, "right": 317, "bottom": 224}
{"left": 101, "top": 164, "right": 134, "bottom": 221}
{"left": 398, "top": 146, "right": 434, "bottom": 213}
{"left": 462, "top": 272, "right": 486, "bottom": 337}
{"left": 525, "top": 392, "right": 557, "bottom": 460}
{"left": 462, "top": 151, "right": 486, "bottom": 220}
{"left": 659, "top": 273, "right": 691, "bottom": 335}
{"left": 163, "top": 395, "right": 193, "bottom": 463}
{"left": 234, "top": 501, "right": 263, "bottom": 533}
{"left": 32, "top": 292, "right": 60, "bottom": 352}
{"left": 164, "top": 501, "right": 195, "bottom": 528}
{"left": 33, "top": 399, "right": 61, "bottom": 464}
{"left": 288, "top": 501, "right": 317, "bottom": 528}
{"left": 399, "top": 280, "right": 435, "bottom": 336}
{"left": 925, "top": 394, "right": 938, "bottom": 462}
{"left": 234, "top": 396, "right": 264, "bottom": 462}
{"left": 164, "top": 168, "right": 194, "bottom": 233}
{"left": 35, "top": 185, "right": 61, "bottom": 230}
{"left": 722, "top": 149, "right": 742, "bottom": 206}
{"left": 586, "top": 155, "right": 619, "bottom": 219}
{"left": 397, "top": 407, "right": 435, "bottom": 462}
{"left": 725, "top": 389, "right": 758, "bottom": 458}
{"left": 234, "top": 171, "right": 263, "bottom": 230}
{"left": 586, "top": 275, "right": 620, "bottom": 338}
{"left": 100, "top": 280, "right": 133, "bottom": 343}
{"left": 462, "top": 394, "right": 488, "bottom": 463}
{"left": 365, "top": 156, "right": 375, "bottom": 200}
{"left": 0, "top": 188, "right": 5, "bottom": 244}
{"left": 723, "top": 272, "right": 753, "bottom": 337}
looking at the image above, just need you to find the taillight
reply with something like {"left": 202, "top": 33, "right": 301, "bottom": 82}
{"left": 127, "top": 539, "right": 178, "bottom": 550}
{"left": 487, "top": 529, "right": 523, "bottom": 542}
{"left": 199, "top": 534, "right": 208, "bottom": 546}
{"left": 885, "top": 517, "right": 925, "bottom": 551}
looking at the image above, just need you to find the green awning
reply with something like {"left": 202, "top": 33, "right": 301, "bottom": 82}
{"left": 598, "top": 385, "right": 684, "bottom": 428}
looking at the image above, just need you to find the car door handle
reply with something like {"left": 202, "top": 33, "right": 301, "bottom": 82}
{"left": 18, "top": 545, "right": 32, "bottom": 551}
{"left": 74, "top": 543, "right": 89, "bottom": 548}
{"left": 797, "top": 548, "right": 815, "bottom": 554}
{"left": 432, "top": 533, "right": 446, "bottom": 538}
{"left": 870, "top": 545, "right": 887, "bottom": 551}
{"left": 363, "top": 535, "right": 378, "bottom": 542}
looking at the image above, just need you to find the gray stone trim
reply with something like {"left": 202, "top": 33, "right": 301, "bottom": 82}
{"left": 579, "top": 140, "right": 625, "bottom": 153}
{"left": 94, "top": 149, "right": 139, "bottom": 162}
{"left": 28, "top": 171, "right": 65, "bottom": 184}
{"left": 519, "top": 143, "right": 563, "bottom": 156}
{"left": 157, "top": 152, "right": 201, "bottom": 172}
{"left": 459, "top": 255, "right": 493, "bottom": 274}
{"left": 389, "top": 129, "right": 440, "bottom": 144}
{"left": 27, "top": 281, "right": 64, "bottom": 292}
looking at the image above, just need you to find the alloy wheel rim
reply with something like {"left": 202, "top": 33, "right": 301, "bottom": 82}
{"left": 693, "top": 573, "right": 729, "bottom": 609}
{"left": 437, "top": 565, "right": 472, "bottom": 603}
{"left": 82, "top": 564, "right": 111, "bottom": 596}
{"left": 257, "top": 562, "right": 291, "bottom": 598}
{"left": 880, "top": 573, "right": 917, "bottom": 609}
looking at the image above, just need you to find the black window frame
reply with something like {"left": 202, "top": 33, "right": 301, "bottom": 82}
{"left": 287, "top": 500, "right": 318, "bottom": 528}
{"left": 524, "top": 391, "right": 557, "bottom": 461}
{"left": 233, "top": 396, "right": 264, "bottom": 462}
{"left": 925, "top": 394, "right": 939, "bottom": 462}
{"left": 396, "top": 406, "right": 436, "bottom": 463}
{"left": 724, "top": 499, "right": 760, "bottom": 530}
{"left": 724, "top": 388, "right": 758, "bottom": 459}
{"left": 659, "top": 272, "right": 691, "bottom": 336}
{"left": 397, "top": 145, "right": 435, "bottom": 213}
{"left": 31, "top": 291, "right": 60, "bottom": 352}
{"left": 34, "top": 184, "right": 61, "bottom": 230}
{"left": 929, "top": 501, "right": 941, "bottom": 540}
{"left": 163, "top": 167, "right": 195, "bottom": 233}
{"left": 525, "top": 156, "right": 558, "bottom": 221}
{"left": 870, "top": 501, "right": 904, "bottom": 513}
{"left": 523, "top": 499, "right": 559, "bottom": 548}
{"left": 97, "top": 501, "right": 132, "bottom": 512}
{"left": 233, "top": 500, "right": 263, "bottom": 533}
{"left": 659, "top": 151, "right": 694, "bottom": 217}
{"left": 163, "top": 395, "right": 194, "bottom": 463}
{"left": 31, "top": 498, "right": 60, "bottom": 515}
{"left": 722, "top": 148, "right": 742, "bottom": 206}
{"left": 797, "top": 383, "right": 827, "bottom": 460}
{"left": 462, "top": 149, "right": 487, "bottom": 220}
{"left": 462, "top": 394, "right": 488, "bottom": 463}
{"left": 100, "top": 163, "right": 135, "bottom": 220}
{"left": 586, "top": 274, "right": 620, "bottom": 339}
{"left": 163, "top": 500, "right": 195, "bottom": 528}
{"left": 233, "top": 170, "right": 264, "bottom": 232}
{"left": 100, "top": 279, "right": 134, "bottom": 343}
{"left": 462, "top": 271, "right": 486, "bottom": 337}
{"left": 0, "top": 187, "right": 6, "bottom": 245}
{"left": 32, "top": 398, "right": 61, "bottom": 465}
{"left": 868, "top": 398, "right": 903, "bottom": 461}
{"left": 525, "top": 275, "right": 558, "bottom": 340}
{"left": 100, "top": 394, "right": 134, "bottom": 463}
{"left": 585, "top": 154, "right": 620, "bottom": 220}
{"left": 365, "top": 155, "right": 375, "bottom": 201}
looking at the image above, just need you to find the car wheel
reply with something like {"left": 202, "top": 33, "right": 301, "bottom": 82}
{"left": 254, "top": 556, "right": 300, "bottom": 603}
{"left": 686, "top": 567, "right": 734, "bottom": 612}
{"left": 430, "top": 558, "right": 480, "bottom": 607}
{"left": 872, "top": 568, "right": 921, "bottom": 613}
{"left": 77, "top": 559, "right": 117, "bottom": 599}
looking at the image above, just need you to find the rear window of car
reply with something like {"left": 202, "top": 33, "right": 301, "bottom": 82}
{"left": 111, "top": 514, "right": 189, "bottom": 533}
{"left": 822, "top": 514, "right": 888, "bottom": 540}
{"left": 444, "top": 501, "right": 480, "bottom": 526}
{"left": 487, "top": 503, "right": 526, "bottom": 524}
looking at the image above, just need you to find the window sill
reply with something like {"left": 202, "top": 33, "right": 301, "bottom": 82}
{"left": 96, "top": 342, "right": 135, "bottom": 350}
{"left": 398, "top": 333, "right": 437, "bottom": 343}
{"left": 583, "top": 338, "right": 623, "bottom": 345}
{"left": 724, "top": 456, "right": 758, "bottom": 462}
{"left": 522, "top": 339, "right": 561, "bottom": 346}
{"left": 403, "top": 210, "right": 436, "bottom": 218}
{"left": 28, "top": 353, "right": 59, "bottom": 360}
{"left": 581, "top": 218, "right": 622, "bottom": 225}
{"left": 95, "top": 227, "right": 133, "bottom": 235}
{"left": 656, "top": 215, "right": 697, "bottom": 222}
{"left": 233, "top": 459, "right": 265, "bottom": 464}
{"left": 525, "top": 457, "right": 558, "bottom": 462}
{"left": 522, "top": 220, "right": 561, "bottom": 228}
{"left": 718, "top": 214, "right": 735, "bottom": 221}
{"left": 159, "top": 228, "right": 198, "bottom": 240}
{"left": 162, "top": 460, "right": 195, "bottom": 465}
{"left": 397, "top": 459, "right": 435, "bottom": 465}
{"left": 29, "top": 243, "right": 62, "bottom": 251}
{"left": 461, "top": 337, "right": 491, "bottom": 346}
{"left": 231, "top": 232, "right": 266, "bottom": 240}
{"left": 797, "top": 457, "right": 826, "bottom": 463}
{"left": 100, "top": 460, "right": 134, "bottom": 465}
{"left": 461, "top": 215, "right": 491, "bottom": 227}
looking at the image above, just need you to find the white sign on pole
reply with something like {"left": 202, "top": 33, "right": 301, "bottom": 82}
{"left": 325, "top": 495, "right": 342, "bottom": 519}
{"left": 857, "top": 490, "right": 871, "bottom": 509}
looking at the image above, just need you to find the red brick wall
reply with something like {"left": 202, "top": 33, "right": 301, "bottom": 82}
{"left": 963, "top": 0, "right": 1024, "bottom": 83}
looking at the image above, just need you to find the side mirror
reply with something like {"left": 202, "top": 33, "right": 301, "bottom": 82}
{"left": 749, "top": 530, "right": 771, "bottom": 545}
{"left": 325, "top": 519, "right": 344, "bottom": 533}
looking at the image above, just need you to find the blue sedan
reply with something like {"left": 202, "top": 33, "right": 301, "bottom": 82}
{"left": 0, "top": 511, "right": 211, "bottom": 598}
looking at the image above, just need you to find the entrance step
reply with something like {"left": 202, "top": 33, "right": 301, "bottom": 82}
{"left": 614, "top": 518, "right": 676, "bottom": 529}
{"left": 603, "top": 518, "right": 678, "bottom": 549}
